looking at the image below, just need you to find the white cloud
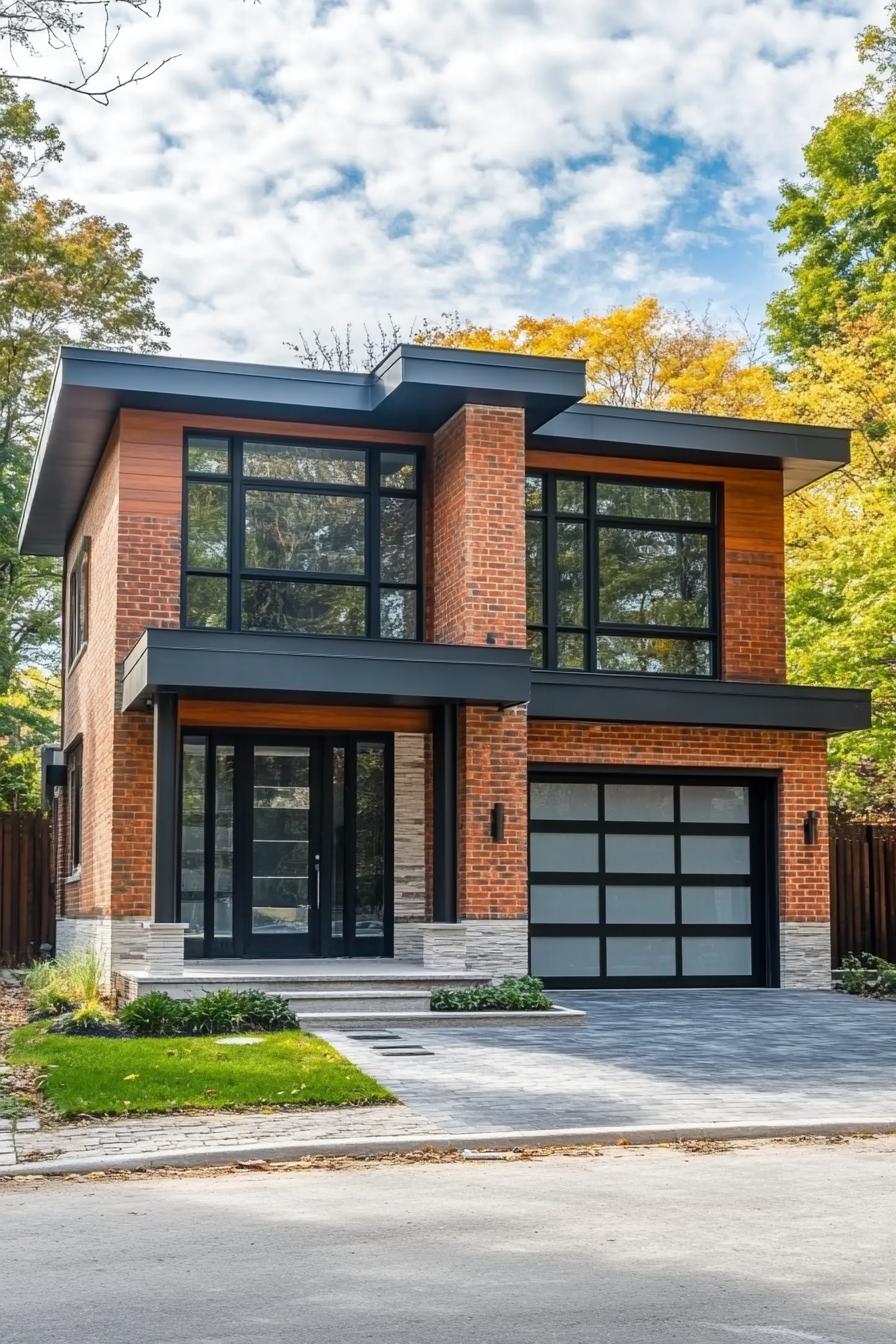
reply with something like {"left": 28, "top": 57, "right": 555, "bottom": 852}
{"left": 24, "top": 0, "right": 885, "bottom": 360}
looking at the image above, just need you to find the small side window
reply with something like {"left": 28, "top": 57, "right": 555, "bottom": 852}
{"left": 67, "top": 540, "right": 90, "bottom": 667}
{"left": 66, "top": 742, "right": 83, "bottom": 877}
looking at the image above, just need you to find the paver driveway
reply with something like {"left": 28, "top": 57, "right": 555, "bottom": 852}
{"left": 321, "top": 990, "right": 896, "bottom": 1131}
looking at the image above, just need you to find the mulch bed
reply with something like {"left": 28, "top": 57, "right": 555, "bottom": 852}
{"left": 0, "top": 973, "right": 46, "bottom": 1118}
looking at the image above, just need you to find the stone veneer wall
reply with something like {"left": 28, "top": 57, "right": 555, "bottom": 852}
{"left": 780, "top": 922, "right": 832, "bottom": 989}
{"left": 392, "top": 732, "right": 428, "bottom": 961}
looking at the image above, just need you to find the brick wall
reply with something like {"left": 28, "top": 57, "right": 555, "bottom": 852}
{"left": 527, "top": 720, "right": 830, "bottom": 923}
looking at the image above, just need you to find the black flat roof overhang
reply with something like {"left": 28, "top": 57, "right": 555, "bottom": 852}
{"left": 19, "top": 342, "right": 850, "bottom": 556}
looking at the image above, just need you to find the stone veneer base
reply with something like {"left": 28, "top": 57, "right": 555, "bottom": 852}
{"left": 780, "top": 921, "right": 832, "bottom": 989}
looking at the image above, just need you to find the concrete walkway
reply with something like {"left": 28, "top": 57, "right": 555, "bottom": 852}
{"left": 3, "top": 990, "right": 895, "bottom": 1175}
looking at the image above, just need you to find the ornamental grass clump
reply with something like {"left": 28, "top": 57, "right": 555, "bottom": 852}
{"left": 430, "top": 975, "right": 552, "bottom": 1013}
{"left": 24, "top": 947, "right": 106, "bottom": 1018}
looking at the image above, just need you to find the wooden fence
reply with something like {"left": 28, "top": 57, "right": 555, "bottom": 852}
{"left": 0, "top": 811, "right": 54, "bottom": 967}
{"left": 830, "top": 824, "right": 896, "bottom": 967}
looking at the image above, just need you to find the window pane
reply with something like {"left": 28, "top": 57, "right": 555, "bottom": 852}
{"left": 605, "top": 886, "right": 675, "bottom": 924}
{"left": 604, "top": 833, "right": 675, "bottom": 873}
{"left": 682, "top": 886, "right": 751, "bottom": 924}
{"left": 525, "top": 474, "right": 543, "bottom": 512}
{"left": 180, "top": 739, "right": 206, "bottom": 937}
{"left": 355, "top": 743, "right": 386, "bottom": 939}
{"left": 529, "top": 831, "right": 599, "bottom": 872}
{"left": 531, "top": 781, "right": 599, "bottom": 820}
{"left": 604, "top": 783, "right": 674, "bottom": 822}
{"left": 186, "top": 481, "right": 229, "bottom": 570}
{"left": 680, "top": 834, "right": 751, "bottom": 875}
{"left": 595, "top": 635, "right": 713, "bottom": 676}
{"left": 241, "top": 579, "right": 366, "bottom": 635}
{"left": 243, "top": 440, "right": 366, "bottom": 485}
{"left": 252, "top": 747, "right": 310, "bottom": 934}
{"left": 380, "top": 451, "right": 416, "bottom": 490}
{"left": 680, "top": 785, "right": 749, "bottom": 824}
{"left": 380, "top": 588, "right": 416, "bottom": 639}
{"left": 530, "top": 935, "right": 599, "bottom": 977}
{"left": 187, "top": 436, "right": 229, "bottom": 475}
{"left": 606, "top": 937, "right": 676, "bottom": 976}
{"left": 380, "top": 496, "right": 416, "bottom": 583}
{"left": 557, "top": 632, "right": 585, "bottom": 669}
{"left": 530, "top": 885, "right": 600, "bottom": 923}
{"left": 595, "top": 481, "right": 712, "bottom": 523}
{"left": 331, "top": 747, "right": 346, "bottom": 940}
{"left": 186, "top": 574, "right": 228, "bottom": 628}
{"left": 527, "top": 629, "right": 544, "bottom": 667}
{"left": 214, "top": 746, "right": 234, "bottom": 938}
{"left": 556, "top": 478, "right": 585, "bottom": 513}
{"left": 598, "top": 528, "right": 710, "bottom": 628}
{"left": 681, "top": 937, "right": 752, "bottom": 976}
{"left": 526, "top": 519, "right": 543, "bottom": 625}
{"left": 244, "top": 490, "right": 365, "bottom": 574}
{"left": 557, "top": 521, "right": 585, "bottom": 625}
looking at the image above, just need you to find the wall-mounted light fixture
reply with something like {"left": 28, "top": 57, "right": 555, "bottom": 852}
{"left": 803, "top": 810, "right": 820, "bottom": 845}
{"left": 491, "top": 803, "right": 505, "bottom": 842}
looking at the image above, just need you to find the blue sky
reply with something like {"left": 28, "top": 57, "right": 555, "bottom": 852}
{"left": 29, "top": 0, "right": 887, "bottom": 361}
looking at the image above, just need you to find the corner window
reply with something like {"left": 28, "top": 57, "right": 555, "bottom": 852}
{"left": 526, "top": 474, "right": 718, "bottom": 676}
{"left": 182, "top": 434, "right": 421, "bottom": 640}
{"left": 66, "top": 743, "right": 82, "bottom": 876}
{"left": 67, "top": 540, "right": 90, "bottom": 667}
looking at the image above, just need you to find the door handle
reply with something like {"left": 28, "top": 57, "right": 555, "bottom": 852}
{"left": 313, "top": 853, "right": 321, "bottom": 913}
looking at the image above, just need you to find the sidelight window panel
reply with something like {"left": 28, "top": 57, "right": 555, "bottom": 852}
{"left": 183, "top": 434, "right": 421, "bottom": 639}
{"left": 525, "top": 473, "right": 717, "bottom": 675}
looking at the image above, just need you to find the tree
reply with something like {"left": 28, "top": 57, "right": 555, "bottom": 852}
{"left": 0, "top": 2, "right": 176, "bottom": 105}
{"left": 292, "top": 298, "right": 776, "bottom": 416}
{"left": 0, "top": 77, "right": 168, "bottom": 802}
{"left": 767, "top": 4, "right": 896, "bottom": 360}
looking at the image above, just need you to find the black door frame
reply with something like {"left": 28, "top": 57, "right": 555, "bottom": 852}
{"left": 180, "top": 728, "right": 394, "bottom": 960}
{"left": 527, "top": 765, "right": 780, "bottom": 988}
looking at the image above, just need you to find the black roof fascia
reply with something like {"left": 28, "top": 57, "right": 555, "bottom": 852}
{"left": 19, "top": 344, "right": 587, "bottom": 555}
{"left": 532, "top": 402, "right": 851, "bottom": 495}
{"left": 528, "top": 670, "right": 870, "bottom": 735}
{"left": 121, "top": 628, "right": 533, "bottom": 712}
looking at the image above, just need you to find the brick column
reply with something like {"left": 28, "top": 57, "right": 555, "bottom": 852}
{"left": 432, "top": 405, "right": 530, "bottom": 973}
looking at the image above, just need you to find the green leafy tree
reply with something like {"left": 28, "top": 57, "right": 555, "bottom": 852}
{"left": 768, "top": 4, "right": 896, "bottom": 360}
{"left": 0, "top": 77, "right": 168, "bottom": 805}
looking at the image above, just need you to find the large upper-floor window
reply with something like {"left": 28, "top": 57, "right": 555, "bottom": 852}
{"left": 525, "top": 473, "right": 719, "bottom": 676}
{"left": 182, "top": 433, "right": 422, "bottom": 640}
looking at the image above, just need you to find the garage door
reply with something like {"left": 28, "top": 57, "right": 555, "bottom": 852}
{"left": 528, "top": 774, "right": 773, "bottom": 987}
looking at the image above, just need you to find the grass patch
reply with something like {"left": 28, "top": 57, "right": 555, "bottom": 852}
{"left": 9, "top": 1024, "right": 393, "bottom": 1118}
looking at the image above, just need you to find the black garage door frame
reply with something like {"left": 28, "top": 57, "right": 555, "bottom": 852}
{"left": 528, "top": 765, "right": 780, "bottom": 989}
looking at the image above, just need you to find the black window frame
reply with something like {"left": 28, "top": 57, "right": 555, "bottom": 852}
{"left": 66, "top": 741, "right": 83, "bottom": 877}
{"left": 525, "top": 471, "right": 721, "bottom": 677}
{"left": 67, "top": 539, "right": 90, "bottom": 668}
{"left": 181, "top": 431, "right": 424, "bottom": 641}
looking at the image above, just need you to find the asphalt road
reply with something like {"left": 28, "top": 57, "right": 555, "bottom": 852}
{"left": 2, "top": 1139, "right": 894, "bottom": 1344}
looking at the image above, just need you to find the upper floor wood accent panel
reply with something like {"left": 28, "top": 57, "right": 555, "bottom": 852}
{"left": 178, "top": 700, "right": 432, "bottom": 733}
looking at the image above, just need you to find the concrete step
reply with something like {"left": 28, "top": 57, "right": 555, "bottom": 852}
{"left": 284, "top": 990, "right": 431, "bottom": 1015}
{"left": 124, "top": 971, "right": 490, "bottom": 1001}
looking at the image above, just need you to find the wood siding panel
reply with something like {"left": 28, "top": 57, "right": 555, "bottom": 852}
{"left": 178, "top": 700, "right": 433, "bottom": 733}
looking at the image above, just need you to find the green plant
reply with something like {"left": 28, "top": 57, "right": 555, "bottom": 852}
{"left": 837, "top": 952, "right": 896, "bottom": 998}
{"left": 52, "top": 1000, "right": 120, "bottom": 1038}
{"left": 24, "top": 947, "right": 105, "bottom": 1016}
{"left": 229, "top": 989, "right": 295, "bottom": 1031}
{"left": 430, "top": 975, "right": 552, "bottom": 1013}
{"left": 118, "top": 990, "right": 187, "bottom": 1037}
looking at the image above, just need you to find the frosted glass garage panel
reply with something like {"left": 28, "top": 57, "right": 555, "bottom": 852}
{"left": 530, "top": 936, "right": 600, "bottom": 978}
{"left": 604, "top": 783, "right": 674, "bottom": 822}
{"left": 530, "top": 885, "right": 600, "bottom": 923}
{"left": 530, "top": 782, "right": 599, "bottom": 821}
{"left": 682, "top": 886, "right": 751, "bottom": 924}
{"left": 681, "top": 936, "right": 753, "bottom": 976}
{"left": 606, "top": 937, "right": 676, "bottom": 977}
{"left": 605, "top": 886, "right": 675, "bottom": 924}
{"left": 680, "top": 785, "right": 749, "bottom": 824}
{"left": 680, "top": 834, "right": 751, "bottom": 874}
{"left": 530, "top": 832, "right": 599, "bottom": 872}
{"left": 604, "top": 834, "right": 675, "bottom": 873}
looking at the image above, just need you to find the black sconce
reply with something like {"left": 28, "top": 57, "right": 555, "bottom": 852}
{"left": 491, "top": 803, "right": 505, "bottom": 841}
{"left": 803, "top": 810, "right": 820, "bottom": 845}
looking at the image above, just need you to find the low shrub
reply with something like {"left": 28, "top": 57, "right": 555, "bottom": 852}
{"left": 837, "top": 952, "right": 896, "bottom": 999}
{"left": 430, "top": 975, "right": 552, "bottom": 1013}
{"left": 118, "top": 988, "right": 295, "bottom": 1037}
{"left": 50, "top": 1003, "right": 124, "bottom": 1038}
{"left": 24, "top": 947, "right": 105, "bottom": 1018}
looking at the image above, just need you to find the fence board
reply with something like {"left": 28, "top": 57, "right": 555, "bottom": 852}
{"left": 830, "top": 824, "right": 896, "bottom": 966}
{"left": 0, "top": 811, "right": 54, "bottom": 967}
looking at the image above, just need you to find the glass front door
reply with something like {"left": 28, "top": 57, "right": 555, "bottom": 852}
{"left": 179, "top": 732, "right": 392, "bottom": 959}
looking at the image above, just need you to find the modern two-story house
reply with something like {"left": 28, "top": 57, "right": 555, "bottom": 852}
{"left": 19, "top": 344, "right": 870, "bottom": 994}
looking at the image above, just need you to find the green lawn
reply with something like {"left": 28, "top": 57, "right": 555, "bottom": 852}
{"left": 9, "top": 1025, "right": 393, "bottom": 1118}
